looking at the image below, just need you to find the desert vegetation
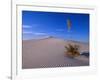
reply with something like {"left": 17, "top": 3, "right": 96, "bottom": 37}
{"left": 65, "top": 44, "right": 80, "bottom": 58}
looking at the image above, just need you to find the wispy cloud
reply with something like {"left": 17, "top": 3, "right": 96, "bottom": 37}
{"left": 22, "top": 25, "right": 31, "bottom": 28}
{"left": 23, "top": 31, "right": 47, "bottom": 36}
{"left": 33, "top": 32, "right": 47, "bottom": 35}
{"left": 23, "top": 24, "right": 40, "bottom": 29}
{"left": 23, "top": 31, "right": 33, "bottom": 34}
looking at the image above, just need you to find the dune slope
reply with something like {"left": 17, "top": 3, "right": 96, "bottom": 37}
{"left": 22, "top": 38, "right": 89, "bottom": 69}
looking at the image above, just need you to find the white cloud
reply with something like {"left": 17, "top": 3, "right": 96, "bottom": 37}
{"left": 33, "top": 32, "right": 47, "bottom": 35}
{"left": 23, "top": 31, "right": 33, "bottom": 34}
{"left": 23, "top": 24, "right": 40, "bottom": 29}
{"left": 23, "top": 31, "right": 47, "bottom": 36}
{"left": 22, "top": 25, "right": 31, "bottom": 28}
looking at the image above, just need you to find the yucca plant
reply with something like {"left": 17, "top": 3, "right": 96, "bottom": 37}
{"left": 65, "top": 44, "right": 80, "bottom": 58}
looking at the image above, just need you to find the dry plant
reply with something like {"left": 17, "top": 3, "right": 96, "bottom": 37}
{"left": 65, "top": 44, "right": 80, "bottom": 58}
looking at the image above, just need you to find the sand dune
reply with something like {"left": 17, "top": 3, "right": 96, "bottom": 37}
{"left": 22, "top": 37, "right": 89, "bottom": 69}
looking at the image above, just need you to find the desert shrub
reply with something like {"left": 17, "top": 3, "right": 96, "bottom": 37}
{"left": 65, "top": 44, "right": 80, "bottom": 58}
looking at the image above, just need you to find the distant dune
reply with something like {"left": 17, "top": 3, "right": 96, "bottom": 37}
{"left": 22, "top": 37, "right": 89, "bottom": 69}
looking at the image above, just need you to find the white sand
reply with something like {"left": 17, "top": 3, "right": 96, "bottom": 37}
{"left": 22, "top": 37, "right": 89, "bottom": 69}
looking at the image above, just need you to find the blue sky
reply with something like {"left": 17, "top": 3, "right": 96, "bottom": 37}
{"left": 22, "top": 11, "right": 89, "bottom": 42}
